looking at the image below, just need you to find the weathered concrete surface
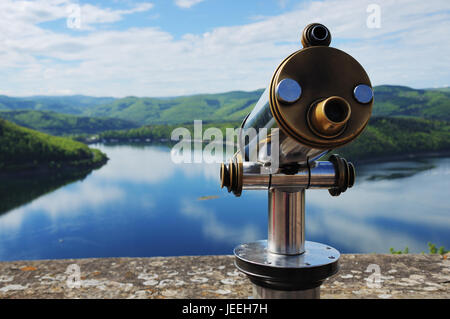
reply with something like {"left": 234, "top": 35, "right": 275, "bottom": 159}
{"left": 0, "top": 254, "right": 448, "bottom": 299}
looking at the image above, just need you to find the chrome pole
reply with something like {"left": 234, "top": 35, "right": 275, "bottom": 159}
{"left": 268, "top": 189, "right": 305, "bottom": 255}
{"left": 251, "top": 188, "right": 321, "bottom": 299}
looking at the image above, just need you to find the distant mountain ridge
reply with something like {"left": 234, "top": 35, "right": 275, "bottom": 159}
{"left": 0, "top": 86, "right": 448, "bottom": 128}
{"left": 84, "top": 89, "right": 265, "bottom": 125}
{"left": 0, "top": 95, "right": 115, "bottom": 115}
{"left": 0, "top": 86, "right": 448, "bottom": 165}
{"left": 372, "top": 85, "right": 449, "bottom": 120}
{"left": 0, "top": 110, "right": 139, "bottom": 136}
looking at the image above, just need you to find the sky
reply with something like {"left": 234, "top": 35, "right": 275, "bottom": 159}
{"left": 0, "top": 0, "right": 449, "bottom": 97}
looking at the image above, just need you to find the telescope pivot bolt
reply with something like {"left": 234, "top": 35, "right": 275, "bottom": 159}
{"left": 220, "top": 157, "right": 243, "bottom": 197}
{"left": 276, "top": 78, "right": 302, "bottom": 104}
{"left": 353, "top": 84, "right": 374, "bottom": 104}
{"left": 328, "top": 154, "right": 355, "bottom": 197}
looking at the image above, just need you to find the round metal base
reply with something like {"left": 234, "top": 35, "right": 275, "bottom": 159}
{"left": 234, "top": 240, "right": 340, "bottom": 291}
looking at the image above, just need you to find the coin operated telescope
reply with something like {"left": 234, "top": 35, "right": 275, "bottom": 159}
{"left": 220, "top": 23, "right": 374, "bottom": 299}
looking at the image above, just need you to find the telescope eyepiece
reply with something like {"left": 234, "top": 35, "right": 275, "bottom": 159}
{"left": 309, "top": 96, "right": 351, "bottom": 138}
{"left": 220, "top": 157, "right": 243, "bottom": 197}
{"left": 323, "top": 97, "right": 351, "bottom": 123}
{"left": 311, "top": 25, "right": 328, "bottom": 41}
{"left": 301, "top": 23, "right": 331, "bottom": 47}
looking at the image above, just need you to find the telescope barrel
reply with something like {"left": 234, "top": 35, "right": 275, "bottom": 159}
{"left": 222, "top": 155, "right": 355, "bottom": 196}
{"left": 241, "top": 161, "right": 337, "bottom": 190}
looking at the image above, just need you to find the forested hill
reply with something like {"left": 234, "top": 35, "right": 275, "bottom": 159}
{"left": 79, "top": 85, "right": 450, "bottom": 124}
{"left": 372, "top": 86, "right": 449, "bottom": 119}
{"left": 337, "top": 117, "right": 450, "bottom": 162}
{"left": 0, "top": 95, "right": 114, "bottom": 115}
{"left": 0, "top": 119, "right": 107, "bottom": 173}
{"left": 0, "top": 110, "right": 139, "bottom": 136}
{"left": 95, "top": 117, "right": 450, "bottom": 163}
{"left": 84, "top": 90, "right": 265, "bottom": 125}
{"left": 0, "top": 86, "right": 448, "bottom": 126}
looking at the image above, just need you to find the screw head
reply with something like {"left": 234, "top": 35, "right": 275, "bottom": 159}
{"left": 276, "top": 78, "right": 302, "bottom": 104}
{"left": 353, "top": 84, "right": 373, "bottom": 104}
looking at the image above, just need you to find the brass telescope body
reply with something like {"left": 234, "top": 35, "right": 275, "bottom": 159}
{"left": 221, "top": 23, "right": 373, "bottom": 197}
{"left": 269, "top": 45, "right": 372, "bottom": 149}
{"left": 219, "top": 23, "right": 374, "bottom": 299}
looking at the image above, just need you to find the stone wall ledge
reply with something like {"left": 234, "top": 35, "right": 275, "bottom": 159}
{"left": 0, "top": 254, "right": 448, "bottom": 299}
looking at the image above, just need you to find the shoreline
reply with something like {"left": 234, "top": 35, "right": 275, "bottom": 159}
{"left": 0, "top": 155, "right": 108, "bottom": 178}
{"left": 85, "top": 139, "right": 450, "bottom": 165}
{"left": 3, "top": 142, "right": 447, "bottom": 177}
{"left": 353, "top": 150, "right": 450, "bottom": 165}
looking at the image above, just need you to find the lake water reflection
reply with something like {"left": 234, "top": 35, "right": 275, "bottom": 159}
{"left": 0, "top": 144, "right": 449, "bottom": 261}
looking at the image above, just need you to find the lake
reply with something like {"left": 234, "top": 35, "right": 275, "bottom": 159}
{"left": 0, "top": 144, "right": 449, "bottom": 261}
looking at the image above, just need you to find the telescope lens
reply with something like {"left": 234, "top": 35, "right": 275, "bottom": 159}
{"left": 324, "top": 99, "right": 349, "bottom": 123}
{"left": 220, "top": 163, "right": 230, "bottom": 189}
{"left": 311, "top": 25, "right": 328, "bottom": 41}
{"left": 309, "top": 96, "right": 351, "bottom": 137}
{"left": 301, "top": 23, "right": 331, "bottom": 47}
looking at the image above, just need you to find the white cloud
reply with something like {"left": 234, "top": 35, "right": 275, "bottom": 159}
{"left": 0, "top": 0, "right": 448, "bottom": 97}
{"left": 0, "top": 181, "right": 125, "bottom": 230}
{"left": 305, "top": 161, "right": 450, "bottom": 253}
{"left": 75, "top": 2, "right": 154, "bottom": 30}
{"left": 0, "top": 1, "right": 153, "bottom": 31}
{"left": 175, "top": 0, "right": 205, "bottom": 9}
{"left": 180, "top": 199, "right": 262, "bottom": 244}
{"left": 93, "top": 145, "right": 220, "bottom": 184}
